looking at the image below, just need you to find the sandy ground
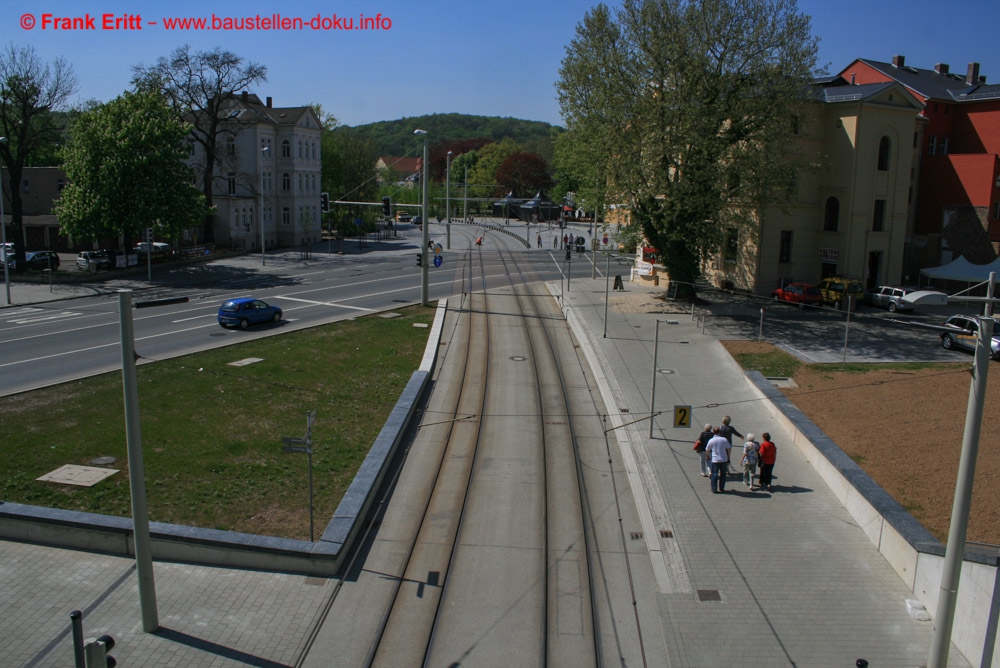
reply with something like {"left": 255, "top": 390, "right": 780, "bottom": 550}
{"left": 612, "top": 290, "right": 1000, "bottom": 546}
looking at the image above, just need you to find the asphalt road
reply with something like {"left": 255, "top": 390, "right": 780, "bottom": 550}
{"left": 0, "top": 221, "right": 631, "bottom": 396}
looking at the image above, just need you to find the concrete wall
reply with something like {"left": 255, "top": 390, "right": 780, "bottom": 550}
{"left": 746, "top": 370, "right": 1000, "bottom": 667}
{"left": 0, "top": 299, "right": 449, "bottom": 577}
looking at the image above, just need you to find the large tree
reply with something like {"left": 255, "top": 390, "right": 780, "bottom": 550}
{"left": 0, "top": 44, "right": 77, "bottom": 270}
{"left": 467, "top": 137, "right": 520, "bottom": 197}
{"left": 132, "top": 45, "right": 267, "bottom": 243}
{"left": 55, "top": 90, "right": 205, "bottom": 246}
{"left": 495, "top": 152, "right": 554, "bottom": 195}
{"left": 557, "top": 0, "right": 819, "bottom": 296}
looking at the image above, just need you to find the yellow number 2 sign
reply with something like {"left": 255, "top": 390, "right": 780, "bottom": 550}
{"left": 673, "top": 405, "right": 692, "bottom": 428}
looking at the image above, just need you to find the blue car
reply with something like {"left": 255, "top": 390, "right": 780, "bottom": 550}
{"left": 217, "top": 297, "right": 282, "bottom": 329}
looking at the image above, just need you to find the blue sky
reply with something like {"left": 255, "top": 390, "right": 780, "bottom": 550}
{"left": 4, "top": 0, "right": 999, "bottom": 128}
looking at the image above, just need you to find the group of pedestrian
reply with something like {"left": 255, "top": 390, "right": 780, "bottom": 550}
{"left": 693, "top": 416, "right": 777, "bottom": 493}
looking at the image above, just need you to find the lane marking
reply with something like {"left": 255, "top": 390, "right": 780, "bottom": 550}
{"left": 276, "top": 296, "right": 372, "bottom": 311}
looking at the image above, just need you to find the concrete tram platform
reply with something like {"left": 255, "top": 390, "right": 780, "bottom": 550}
{"left": 0, "top": 277, "right": 976, "bottom": 667}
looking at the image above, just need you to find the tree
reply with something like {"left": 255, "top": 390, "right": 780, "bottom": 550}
{"left": 557, "top": 0, "right": 819, "bottom": 296}
{"left": 55, "top": 91, "right": 205, "bottom": 246}
{"left": 132, "top": 45, "right": 267, "bottom": 242}
{"left": 0, "top": 44, "right": 77, "bottom": 270}
{"left": 467, "top": 137, "right": 520, "bottom": 197}
{"left": 495, "top": 152, "right": 554, "bottom": 195}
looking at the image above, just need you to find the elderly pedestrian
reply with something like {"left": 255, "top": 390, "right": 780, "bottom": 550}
{"left": 758, "top": 432, "right": 777, "bottom": 491}
{"left": 695, "top": 423, "right": 713, "bottom": 477}
{"left": 741, "top": 433, "right": 760, "bottom": 488}
{"left": 705, "top": 427, "right": 732, "bottom": 493}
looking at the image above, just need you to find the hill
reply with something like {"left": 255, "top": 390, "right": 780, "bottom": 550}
{"left": 339, "top": 113, "right": 562, "bottom": 157}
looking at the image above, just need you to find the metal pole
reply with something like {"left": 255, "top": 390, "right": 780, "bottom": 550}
{"left": 446, "top": 151, "right": 452, "bottom": 250}
{"left": 0, "top": 135, "right": 10, "bottom": 304}
{"left": 758, "top": 308, "right": 764, "bottom": 341}
{"left": 650, "top": 319, "right": 660, "bottom": 438}
{"left": 841, "top": 296, "right": 852, "bottom": 368}
{"left": 463, "top": 166, "right": 468, "bottom": 224}
{"left": 71, "top": 610, "right": 85, "bottom": 668}
{"left": 146, "top": 243, "right": 152, "bottom": 285}
{"left": 118, "top": 290, "right": 159, "bottom": 633}
{"left": 929, "top": 273, "right": 996, "bottom": 667}
{"left": 259, "top": 145, "right": 267, "bottom": 266}
{"left": 603, "top": 253, "right": 610, "bottom": 338}
{"left": 415, "top": 129, "right": 429, "bottom": 306}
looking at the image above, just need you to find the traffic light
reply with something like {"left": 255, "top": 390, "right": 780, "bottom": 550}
{"left": 415, "top": 254, "right": 422, "bottom": 267}
{"left": 382, "top": 197, "right": 391, "bottom": 216}
{"left": 85, "top": 634, "right": 116, "bottom": 667}
{"left": 320, "top": 192, "right": 329, "bottom": 212}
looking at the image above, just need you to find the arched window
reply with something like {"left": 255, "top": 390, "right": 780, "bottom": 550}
{"left": 824, "top": 196, "right": 840, "bottom": 231}
{"left": 877, "top": 136, "right": 890, "bottom": 171}
{"left": 281, "top": 173, "right": 290, "bottom": 191}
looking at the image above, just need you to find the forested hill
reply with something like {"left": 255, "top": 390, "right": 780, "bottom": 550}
{"left": 339, "top": 113, "right": 562, "bottom": 156}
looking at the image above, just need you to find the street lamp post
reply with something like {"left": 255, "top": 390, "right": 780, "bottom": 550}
{"left": 446, "top": 150, "right": 453, "bottom": 250}
{"left": 260, "top": 144, "right": 269, "bottom": 266}
{"left": 414, "top": 129, "right": 429, "bottom": 306}
{"left": 0, "top": 136, "right": 10, "bottom": 304}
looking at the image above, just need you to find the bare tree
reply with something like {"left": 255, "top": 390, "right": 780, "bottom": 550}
{"left": 0, "top": 44, "right": 76, "bottom": 269}
{"left": 132, "top": 45, "right": 267, "bottom": 243}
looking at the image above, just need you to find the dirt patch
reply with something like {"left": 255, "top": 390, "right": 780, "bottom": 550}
{"left": 721, "top": 340, "right": 1000, "bottom": 546}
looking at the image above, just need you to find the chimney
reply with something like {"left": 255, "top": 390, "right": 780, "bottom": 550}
{"left": 266, "top": 96, "right": 272, "bottom": 108}
{"left": 892, "top": 55, "right": 905, "bottom": 68}
{"left": 967, "top": 62, "right": 981, "bottom": 85}
{"left": 935, "top": 63, "right": 949, "bottom": 75}
{"left": 241, "top": 91, "right": 248, "bottom": 103}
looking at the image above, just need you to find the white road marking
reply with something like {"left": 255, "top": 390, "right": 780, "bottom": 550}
{"left": 277, "top": 296, "right": 372, "bottom": 311}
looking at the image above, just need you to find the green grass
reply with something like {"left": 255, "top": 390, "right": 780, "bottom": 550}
{"left": 1, "top": 306, "right": 435, "bottom": 540}
{"left": 730, "top": 349, "right": 802, "bottom": 378}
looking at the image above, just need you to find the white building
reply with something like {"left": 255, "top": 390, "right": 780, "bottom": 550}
{"left": 189, "top": 93, "right": 323, "bottom": 250}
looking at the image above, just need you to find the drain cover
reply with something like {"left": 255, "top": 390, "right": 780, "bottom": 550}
{"left": 697, "top": 589, "right": 722, "bottom": 602}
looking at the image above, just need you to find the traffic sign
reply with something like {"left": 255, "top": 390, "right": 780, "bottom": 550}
{"left": 283, "top": 445, "right": 312, "bottom": 454}
{"left": 433, "top": 255, "right": 442, "bottom": 268}
{"left": 673, "top": 405, "right": 692, "bottom": 428}
{"left": 281, "top": 437, "right": 305, "bottom": 445}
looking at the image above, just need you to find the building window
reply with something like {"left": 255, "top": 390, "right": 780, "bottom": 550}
{"left": 311, "top": 173, "right": 317, "bottom": 192}
{"left": 928, "top": 136, "right": 937, "bottom": 156}
{"left": 311, "top": 142, "right": 317, "bottom": 160}
{"left": 242, "top": 209, "right": 249, "bottom": 232}
{"left": 298, "top": 140, "right": 303, "bottom": 158}
{"left": 281, "top": 140, "right": 290, "bottom": 158}
{"left": 913, "top": 132, "right": 918, "bottom": 149}
{"left": 226, "top": 136, "right": 236, "bottom": 157}
{"left": 261, "top": 137, "right": 271, "bottom": 155}
{"left": 993, "top": 202, "right": 1000, "bottom": 220}
{"left": 57, "top": 179, "right": 65, "bottom": 191}
{"left": 823, "top": 197, "right": 839, "bottom": 231}
{"left": 779, "top": 231, "right": 792, "bottom": 264}
{"left": 282, "top": 207, "right": 290, "bottom": 226}
{"left": 188, "top": 140, "right": 196, "bottom": 156}
{"left": 227, "top": 172, "right": 236, "bottom": 195}
{"left": 873, "top": 199, "right": 886, "bottom": 231}
{"left": 22, "top": 179, "right": 29, "bottom": 193}
{"left": 940, "top": 137, "right": 949, "bottom": 156}
{"left": 298, "top": 173, "right": 303, "bottom": 193}
{"left": 723, "top": 228, "right": 738, "bottom": 262}
{"left": 282, "top": 173, "right": 290, "bottom": 191}
{"left": 263, "top": 172, "right": 272, "bottom": 192}
{"left": 877, "top": 136, "right": 890, "bottom": 171}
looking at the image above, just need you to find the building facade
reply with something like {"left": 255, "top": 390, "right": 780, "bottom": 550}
{"left": 189, "top": 93, "right": 323, "bottom": 250}
{"left": 703, "top": 79, "right": 924, "bottom": 294}
{"left": 837, "top": 56, "right": 1000, "bottom": 271}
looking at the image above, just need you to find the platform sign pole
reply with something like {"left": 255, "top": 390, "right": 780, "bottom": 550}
{"left": 650, "top": 319, "right": 660, "bottom": 438}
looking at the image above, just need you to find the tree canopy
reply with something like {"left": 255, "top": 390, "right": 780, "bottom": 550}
{"left": 495, "top": 152, "right": 554, "bottom": 195}
{"left": 0, "top": 43, "right": 76, "bottom": 267}
{"left": 132, "top": 45, "right": 267, "bottom": 242}
{"left": 55, "top": 90, "right": 205, "bottom": 245}
{"left": 557, "top": 0, "right": 819, "bottom": 295}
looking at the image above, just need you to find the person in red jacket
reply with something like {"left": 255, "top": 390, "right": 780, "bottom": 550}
{"left": 758, "top": 432, "right": 777, "bottom": 492}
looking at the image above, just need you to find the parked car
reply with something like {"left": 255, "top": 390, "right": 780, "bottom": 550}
{"left": 869, "top": 285, "right": 918, "bottom": 312}
{"left": 135, "top": 242, "right": 173, "bottom": 257}
{"left": 76, "top": 250, "right": 112, "bottom": 272}
{"left": 7, "top": 250, "right": 61, "bottom": 271}
{"left": 940, "top": 315, "right": 1000, "bottom": 360}
{"left": 816, "top": 276, "right": 866, "bottom": 310}
{"left": 412, "top": 215, "right": 422, "bottom": 225}
{"left": 217, "top": 297, "right": 283, "bottom": 329}
{"left": 395, "top": 211, "right": 412, "bottom": 223}
{"left": 771, "top": 282, "right": 823, "bottom": 308}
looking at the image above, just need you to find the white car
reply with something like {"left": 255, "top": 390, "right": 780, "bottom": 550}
{"left": 869, "top": 286, "right": 917, "bottom": 312}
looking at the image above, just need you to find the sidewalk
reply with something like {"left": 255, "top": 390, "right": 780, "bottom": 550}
{"left": 0, "top": 277, "right": 970, "bottom": 667}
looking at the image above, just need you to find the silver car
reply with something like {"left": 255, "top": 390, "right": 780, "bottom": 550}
{"left": 941, "top": 315, "right": 1000, "bottom": 360}
{"left": 870, "top": 285, "right": 917, "bottom": 312}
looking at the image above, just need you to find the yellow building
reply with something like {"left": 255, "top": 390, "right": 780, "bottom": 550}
{"left": 700, "top": 79, "right": 925, "bottom": 294}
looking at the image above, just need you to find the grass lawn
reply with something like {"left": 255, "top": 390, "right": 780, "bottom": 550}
{"left": 1, "top": 305, "right": 435, "bottom": 540}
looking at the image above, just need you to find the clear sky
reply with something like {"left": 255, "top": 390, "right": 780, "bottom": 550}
{"left": 4, "top": 0, "right": 999, "bottom": 128}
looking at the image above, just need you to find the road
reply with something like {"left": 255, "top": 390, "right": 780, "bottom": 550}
{"left": 0, "top": 220, "right": 628, "bottom": 396}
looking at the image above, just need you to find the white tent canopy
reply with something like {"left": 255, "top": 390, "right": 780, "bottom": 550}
{"left": 919, "top": 256, "right": 1000, "bottom": 283}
